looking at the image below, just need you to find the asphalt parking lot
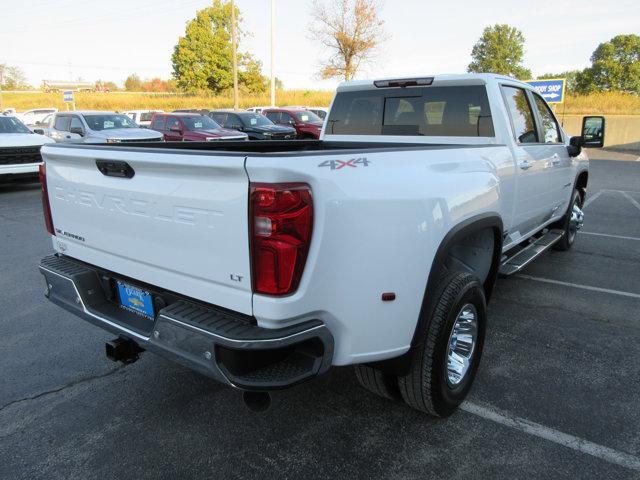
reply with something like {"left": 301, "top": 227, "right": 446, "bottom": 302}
{"left": 1, "top": 152, "right": 639, "bottom": 479}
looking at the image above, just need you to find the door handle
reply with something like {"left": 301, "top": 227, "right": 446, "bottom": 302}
{"left": 518, "top": 160, "right": 532, "bottom": 170}
{"left": 551, "top": 153, "right": 561, "bottom": 166}
{"left": 66, "top": 135, "right": 71, "bottom": 139}
{"left": 96, "top": 160, "right": 135, "bottom": 178}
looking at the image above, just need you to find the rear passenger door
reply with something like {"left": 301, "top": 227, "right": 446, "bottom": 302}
{"left": 501, "top": 85, "right": 555, "bottom": 237}
{"left": 530, "top": 92, "right": 573, "bottom": 216}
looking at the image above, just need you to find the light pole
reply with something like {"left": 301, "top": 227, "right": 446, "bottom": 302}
{"left": 270, "top": 0, "right": 275, "bottom": 107}
{"left": 231, "top": 0, "right": 239, "bottom": 110}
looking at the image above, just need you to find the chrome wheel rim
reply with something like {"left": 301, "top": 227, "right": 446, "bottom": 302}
{"left": 446, "top": 304, "right": 478, "bottom": 387}
{"left": 568, "top": 200, "right": 584, "bottom": 243}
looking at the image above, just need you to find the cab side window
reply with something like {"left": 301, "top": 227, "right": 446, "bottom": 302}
{"left": 280, "top": 113, "right": 295, "bottom": 125}
{"left": 165, "top": 117, "right": 181, "bottom": 130}
{"left": 265, "top": 112, "right": 280, "bottom": 123}
{"left": 151, "top": 116, "right": 166, "bottom": 130}
{"left": 502, "top": 86, "right": 538, "bottom": 144}
{"left": 54, "top": 116, "right": 71, "bottom": 131}
{"left": 532, "top": 93, "right": 561, "bottom": 143}
{"left": 70, "top": 117, "right": 84, "bottom": 131}
{"left": 212, "top": 113, "right": 227, "bottom": 125}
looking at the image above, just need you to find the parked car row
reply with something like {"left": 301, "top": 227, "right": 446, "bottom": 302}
{"left": 6, "top": 104, "right": 328, "bottom": 151}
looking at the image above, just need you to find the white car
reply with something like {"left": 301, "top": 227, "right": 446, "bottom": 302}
{"left": 246, "top": 106, "right": 273, "bottom": 114}
{"left": 18, "top": 108, "right": 58, "bottom": 126}
{"left": 38, "top": 74, "right": 601, "bottom": 416}
{"left": 48, "top": 111, "right": 163, "bottom": 143}
{"left": 122, "top": 110, "right": 164, "bottom": 129}
{"left": 288, "top": 106, "right": 328, "bottom": 120}
{"left": 0, "top": 115, "right": 54, "bottom": 179}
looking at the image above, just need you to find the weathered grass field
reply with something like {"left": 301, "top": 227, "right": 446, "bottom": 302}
{"left": 4, "top": 90, "right": 639, "bottom": 115}
{"left": 3, "top": 90, "right": 335, "bottom": 112}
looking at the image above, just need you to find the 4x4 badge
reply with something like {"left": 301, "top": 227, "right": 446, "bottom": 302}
{"left": 318, "top": 157, "right": 370, "bottom": 170}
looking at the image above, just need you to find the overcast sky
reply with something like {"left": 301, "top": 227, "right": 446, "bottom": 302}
{"left": 1, "top": 0, "right": 638, "bottom": 90}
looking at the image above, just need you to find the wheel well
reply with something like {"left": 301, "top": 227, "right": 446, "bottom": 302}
{"left": 576, "top": 171, "right": 588, "bottom": 201}
{"left": 443, "top": 228, "right": 495, "bottom": 285}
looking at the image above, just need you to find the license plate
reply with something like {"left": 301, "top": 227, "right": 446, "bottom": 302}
{"left": 117, "top": 281, "right": 155, "bottom": 318}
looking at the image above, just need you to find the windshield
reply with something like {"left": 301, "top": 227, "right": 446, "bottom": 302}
{"left": 83, "top": 114, "right": 138, "bottom": 131}
{"left": 182, "top": 116, "right": 221, "bottom": 131}
{"left": 0, "top": 116, "right": 32, "bottom": 134}
{"left": 293, "top": 111, "right": 323, "bottom": 124}
{"left": 240, "top": 113, "right": 273, "bottom": 127}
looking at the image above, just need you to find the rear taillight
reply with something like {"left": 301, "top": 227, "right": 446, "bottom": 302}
{"left": 39, "top": 163, "right": 55, "bottom": 236}
{"left": 250, "top": 183, "right": 313, "bottom": 296}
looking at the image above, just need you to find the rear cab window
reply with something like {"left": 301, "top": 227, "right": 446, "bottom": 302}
{"left": 326, "top": 85, "right": 495, "bottom": 137}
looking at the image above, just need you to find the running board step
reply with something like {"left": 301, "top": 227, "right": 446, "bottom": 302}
{"left": 499, "top": 229, "right": 564, "bottom": 276}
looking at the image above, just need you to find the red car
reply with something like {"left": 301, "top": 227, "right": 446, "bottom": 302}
{"left": 149, "top": 113, "right": 248, "bottom": 141}
{"left": 263, "top": 108, "right": 324, "bottom": 139}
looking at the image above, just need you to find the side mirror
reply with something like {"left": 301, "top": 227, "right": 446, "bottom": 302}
{"left": 33, "top": 128, "right": 45, "bottom": 135}
{"left": 169, "top": 125, "right": 182, "bottom": 133}
{"left": 69, "top": 126, "right": 84, "bottom": 136}
{"left": 568, "top": 136, "right": 583, "bottom": 157}
{"left": 581, "top": 116, "right": 605, "bottom": 148}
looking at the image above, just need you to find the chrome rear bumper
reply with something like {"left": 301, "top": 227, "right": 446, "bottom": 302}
{"left": 39, "top": 254, "right": 333, "bottom": 391}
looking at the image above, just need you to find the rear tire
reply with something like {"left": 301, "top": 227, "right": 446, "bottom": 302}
{"left": 398, "top": 272, "right": 486, "bottom": 417}
{"left": 354, "top": 365, "right": 400, "bottom": 401}
{"left": 554, "top": 188, "right": 584, "bottom": 251}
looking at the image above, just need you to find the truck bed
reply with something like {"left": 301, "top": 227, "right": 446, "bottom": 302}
{"left": 43, "top": 139, "right": 500, "bottom": 155}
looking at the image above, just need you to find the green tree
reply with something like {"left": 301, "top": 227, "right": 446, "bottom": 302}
{"left": 124, "top": 74, "right": 143, "bottom": 91}
{"left": 468, "top": 24, "right": 532, "bottom": 80}
{"left": 583, "top": 34, "right": 640, "bottom": 93}
{"left": 0, "top": 64, "right": 30, "bottom": 89}
{"left": 171, "top": 1, "right": 266, "bottom": 94}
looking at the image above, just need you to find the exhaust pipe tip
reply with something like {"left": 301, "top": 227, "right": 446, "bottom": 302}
{"left": 242, "top": 391, "right": 272, "bottom": 413}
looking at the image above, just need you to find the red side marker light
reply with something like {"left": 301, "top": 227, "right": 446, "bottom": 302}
{"left": 381, "top": 292, "right": 396, "bottom": 302}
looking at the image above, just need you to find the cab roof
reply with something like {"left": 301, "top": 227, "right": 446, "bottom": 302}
{"left": 337, "top": 73, "right": 533, "bottom": 92}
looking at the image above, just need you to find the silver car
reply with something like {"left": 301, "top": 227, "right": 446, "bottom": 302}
{"left": 48, "top": 111, "right": 163, "bottom": 144}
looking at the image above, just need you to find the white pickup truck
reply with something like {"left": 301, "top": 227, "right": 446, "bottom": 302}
{"left": 38, "top": 74, "right": 604, "bottom": 416}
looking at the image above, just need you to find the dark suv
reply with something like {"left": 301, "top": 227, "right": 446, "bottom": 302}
{"left": 149, "top": 113, "right": 247, "bottom": 141}
{"left": 262, "top": 108, "right": 324, "bottom": 139}
{"left": 210, "top": 110, "right": 296, "bottom": 140}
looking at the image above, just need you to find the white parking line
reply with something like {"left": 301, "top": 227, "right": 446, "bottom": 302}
{"left": 462, "top": 402, "right": 640, "bottom": 472}
{"left": 581, "top": 231, "right": 640, "bottom": 242}
{"left": 621, "top": 191, "right": 640, "bottom": 213}
{"left": 583, "top": 190, "right": 603, "bottom": 208}
{"left": 517, "top": 274, "right": 640, "bottom": 300}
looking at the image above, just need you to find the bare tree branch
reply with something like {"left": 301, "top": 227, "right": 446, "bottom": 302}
{"left": 310, "top": 0, "right": 386, "bottom": 81}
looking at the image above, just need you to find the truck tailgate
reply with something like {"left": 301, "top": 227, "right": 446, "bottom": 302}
{"left": 42, "top": 145, "right": 253, "bottom": 315}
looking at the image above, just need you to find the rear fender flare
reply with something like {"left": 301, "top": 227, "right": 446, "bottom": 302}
{"left": 369, "top": 213, "right": 503, "bottom": 375}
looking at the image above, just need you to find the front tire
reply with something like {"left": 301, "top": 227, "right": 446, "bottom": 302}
{"left": 554, "top": 188, "right": 584, "bottom": 251}
{"left": 398, "top": 272, "right": 487, "bottom": 417}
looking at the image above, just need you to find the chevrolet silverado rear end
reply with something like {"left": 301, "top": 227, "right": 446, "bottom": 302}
{"left": 38, "top": 74, "right": 592, "bottom": 416}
